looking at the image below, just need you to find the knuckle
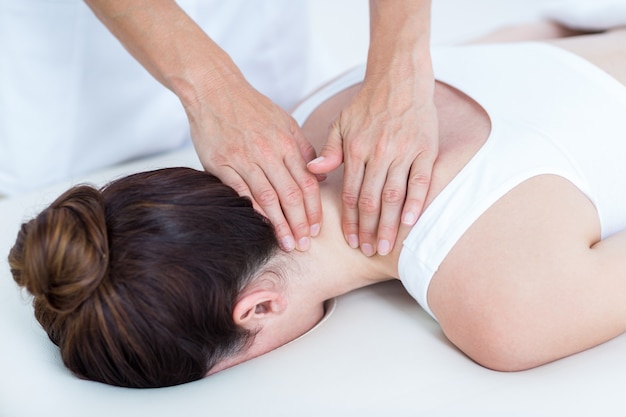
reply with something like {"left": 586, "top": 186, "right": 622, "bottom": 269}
{"left": 408, "top": 172, "right": 432, "bottom": 187}
{"left": 257, "top": 140, "right": 276, "bottom": 158}
{"left": 255, "top": 187, "right": 279, "bottom": 206}
{"left": 307, "top": 207, "right": 323, "bottom": 223}
{"left": 281, "top": 186, "right": 304, "bottom": 207}
{"left": 359, "top": 227, "right": 376, "bottom": 241}
{"left": 299, "top": 174, "right": 319, "bottom": 193}
{"left": 279, "top": 137, "right": 298, "bottom": 153}
{"left": 373, "top": 140, "right": 389, "bottom": 158}
{"left": 342, "top": 192, "right": 359, "bottom": 210}
{"left": 358, "top": 195, "right": 379, "bottom": 215}
{"left": 377, "top": 223, "right": 396, "bottom": 239}
{"left": 381, "top": 186, "right": 406, "bottom": 205}
{"left": 343, "top": 219, "right": 359, "bottom": 231}
{"left": 290, "top": 220, "right": 309, "bottom": 236}
{"left": 346, "top": 139, "right": 367, "bottom": 159}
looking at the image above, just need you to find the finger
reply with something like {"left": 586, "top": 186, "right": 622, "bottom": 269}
{"left": 376, "top": 162, "right": 409, "bottom": 256}
{"left": 307, "top": 122, "right": 344, "bottom": 175}
{"left": 291, "top": 127, "right": 323, "bottom": 232}
{"left": 401, "top": 151, "right": 436, "bottom": 227}
{"left": 284, "top": 151, "right": 323, "bottom": 239}
{"left": 241, "top": 165, "right": 297, "bottom": 252}
{"left": 285, "top": 121, "right": 325, "bottom": 183}
{"left": 292, "top": 124, "right": 318, "bottom": 164}
{"left": 215, "top": 167, "right": 262, "bottom": 213}
{"left": 263, "top": 159, "right": 312, "bottom": 251}
{"left": 341, "top": 154, "right": 365, "bottom": 251}
{"left": 356, "top": 159, "right": 389, "bottom": 257}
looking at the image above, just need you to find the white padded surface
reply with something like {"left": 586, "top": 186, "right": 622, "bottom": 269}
{"left": 3, "top": 1, "right": 626, "bottom": 415}
{"left": 4, "top": 150, "right": 626, "bottom": 416}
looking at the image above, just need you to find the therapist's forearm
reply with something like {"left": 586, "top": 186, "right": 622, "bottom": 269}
{"left": 367, "top": 0, "right": 433, "bottom": 89}
{"left": 83, "top": 0, "right": 246, "bottom": 111}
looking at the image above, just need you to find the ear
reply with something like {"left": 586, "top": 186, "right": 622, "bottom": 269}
{"left": 232, "top": 285, "right": 287, "bottom": 330}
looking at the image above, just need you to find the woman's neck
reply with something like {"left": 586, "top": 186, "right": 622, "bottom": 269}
{"left": 285, "top": 183, "right": 397, "bottom": 304}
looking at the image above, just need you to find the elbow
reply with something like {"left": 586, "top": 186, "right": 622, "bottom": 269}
{"left": 438, "top": 305, "right": 550, "bottom": 372}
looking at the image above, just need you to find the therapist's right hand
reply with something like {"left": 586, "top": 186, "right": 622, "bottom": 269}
{"left": 81, "top": 0, "right": 322, "bottom": 252}
{"left": 187, "top": 76, "right": 323, "bottom": 253}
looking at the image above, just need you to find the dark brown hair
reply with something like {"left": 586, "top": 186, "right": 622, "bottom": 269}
{"left": 8, "top": 167, "right": 279, "bottom": 388}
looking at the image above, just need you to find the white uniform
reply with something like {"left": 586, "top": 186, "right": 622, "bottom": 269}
{"left": 0, "top": 0, "right": 313, "bottom": 195}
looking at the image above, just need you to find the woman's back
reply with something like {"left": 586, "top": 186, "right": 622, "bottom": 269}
{"left": 298, "top": 31, "right": 626, "bottom": 372}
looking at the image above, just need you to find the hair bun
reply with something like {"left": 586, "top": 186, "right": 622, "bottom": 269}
{"left": 9, "top": 185, "right": 109, "bottom": 313}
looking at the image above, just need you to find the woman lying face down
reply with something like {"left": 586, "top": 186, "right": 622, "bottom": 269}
{"left": 9, "top": 25, "right": 626, "bottom": 388}
{"left": 8, "top": 166, "right": 395, "bottom": 388}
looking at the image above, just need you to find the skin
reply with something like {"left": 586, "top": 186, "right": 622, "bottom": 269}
{"left": 83, "top": 0, "right": 437, "bottom": 256}
{"left": 211, "top": 26, "right": 626, "bottom": 375}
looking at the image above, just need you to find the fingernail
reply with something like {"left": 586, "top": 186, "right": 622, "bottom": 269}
{"left": 402, "top": 212, "right": 416, "bottom": 225}
{"left": 310, "top": 223, "right": 321, "bottom": 237}
{"left": 377, "top": 240, "right": 391, "bottom": 256}
{"left": 347, "top": 234, "right": 359, "bottom": 249}
{"left": 281, "top": 236, "right": 296, "bottom": 252}
{"left": 307, "top": 156, "right": 325, "bottom": 166}
{"left": 297, "top": 236, "right": 310, "bottom": 251}
{"left": 361, "top": 243, "right": 376, "bottom": 257}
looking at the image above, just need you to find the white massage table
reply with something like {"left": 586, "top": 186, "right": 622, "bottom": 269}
{"left": 3, "top": 0, "right": 625, "bottom": 415}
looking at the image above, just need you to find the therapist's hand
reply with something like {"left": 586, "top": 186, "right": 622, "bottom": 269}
{"left": 82, "top": 0, "right": 322, "bottom": 253}
{"left": 308, "top": 0, "right": 437, "bottom": 257}
{"left": 308, "top": 70, "right": 438, "bottom": 257}
{"left": 189, "top": 77, "right": 322, "bottom": 252}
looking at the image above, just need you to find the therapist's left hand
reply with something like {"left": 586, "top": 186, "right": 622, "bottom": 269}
{"left": 308, "top": 68, "right": 438, "bottom": 257}
{"left": 189, "top": 77, "right": 323, "bottom": 253}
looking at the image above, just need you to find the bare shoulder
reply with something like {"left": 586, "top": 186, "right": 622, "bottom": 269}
{"left": 427, "top": 174, "right": 602, "bottom": 369}
{"left": 429, "top": 175, "right": 601, "bottom": 311}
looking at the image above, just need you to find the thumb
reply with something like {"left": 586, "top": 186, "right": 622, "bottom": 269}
{"left": 307, "top": 124, "right": 344, "bottom": 174}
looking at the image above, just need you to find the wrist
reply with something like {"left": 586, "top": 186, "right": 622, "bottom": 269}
{"left": 364, "top": 2, "right": 434, "bottom": 103}
{"left": 168, "top": 51, "right": 245, "bottom": 116}
{"left": 366, "top": 0, "right": 433, "bottom": 82}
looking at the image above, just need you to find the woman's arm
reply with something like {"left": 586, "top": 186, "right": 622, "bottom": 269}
{"left": 309, "top": 0, "right": 438, "bottom": 257}
{"left": 84, "top": 0, "right": 322, "bottom": 252}
{"left": 429, "top": 175, "right": 626, "bottom": 371}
